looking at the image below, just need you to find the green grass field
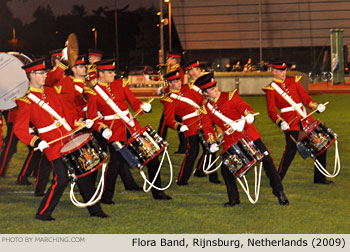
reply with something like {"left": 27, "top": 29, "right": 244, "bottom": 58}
{"left": 0, "top": 94, "right": 349, "bottom": 234}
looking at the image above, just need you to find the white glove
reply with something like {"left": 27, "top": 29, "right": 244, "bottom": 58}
{"left": 102, "top": 128, "right": 112, "bottom": 140}
{"left": 209, "top": 143, "right": 219, "bottom": 153}
{"left": 38, "top": 140, "right": 49, "bottom": 152}
{"left": 245, "top": 113, "right": 255, "bottom": 124}
{"left": 157, "top": 87, "right": 164, "bottom": 95}
{"left": 179, "top": 125, "right": 189, "bottom": 132}
{"left": 280, "top": 121, "right": 290, "bottom": 131}
{"left": 84, "top": 119, "right": 94, "bottom": 129}
{"left": 62, "top": 47, "right": 68, "bottom": 61}
{"left": 142, "top": 102, "right": 152, "bottom": 113}
{"left": 317, "top": 104, "right": 326, "bottom": 113}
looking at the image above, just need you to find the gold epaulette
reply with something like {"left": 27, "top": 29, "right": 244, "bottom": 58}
{"left": 83, "top": 86, "right": 97, "bottom": 95}
{"left": 54, "top": 85, "right": 62, "bottom": 94}
{"left": 58, "top": 62, "right": 68, "bottom": 70}
{"left": 122, "top": 78, "right": 129, "bottom": 87}
{"left": 161, "top": 95, "right": 173, "bottom": 103}
{"left": 228, "top": 89, "right": 238, "bottom": 100}
{"left": 295, "top": 76, "right": 302, "bottom": 83}
{"left": 262, "top": 85, "right": 274, "bottom": 91}
{"left": 199, "top": 105, "right": 207, "bottom": 115}
{"left": 15, "top": 90, "right": 31, "bottom": 104}
{"left": 168, "top": 63, "right": 180, "bottom": 72}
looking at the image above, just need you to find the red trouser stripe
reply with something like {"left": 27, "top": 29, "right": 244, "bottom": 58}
{"left": 0, "top": 130, "right": 14, "bottom": 175}
{"left": 18, "top": 150, "right": 34, "bottom": 182}
{"left": 39, "top": 161, "right": 58, "bottom": 215}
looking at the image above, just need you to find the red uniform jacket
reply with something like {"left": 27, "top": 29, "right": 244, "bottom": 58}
{"left": 14, "top": 86, "right": 79, "bottom": 161}
{"left": 161, "top": 84, "right": 214, "bottom": 138}
{"left": 262, "top": 76, "right": 317, "bottom": 131}
{"left": 45, "top": 62, "right": 68, "bottom": 86}
{"left": 85, "top": 79, "right": 143, "bottom": 142}
{"left": 59, "top": 75, "right": 87, "bottom": 118}
{"left": 205, "top": 90, "right": 261, "bottom": 150}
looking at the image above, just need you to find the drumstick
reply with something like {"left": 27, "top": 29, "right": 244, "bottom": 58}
{"left": 133, "top": 97, "right": 155, "bottom": 118}
{"left": 34, "top": 115, "right": 101, "bottom": 151}
{"left": 301, "top": 101, "right": 329, "bottom": 121}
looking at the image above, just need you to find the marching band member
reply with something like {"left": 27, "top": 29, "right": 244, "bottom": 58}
{"left": 45, "top": 49, "right": 68, "bottom": 86}
{"left": 161, "top": 69, "right": 220, "bottom": 185}
{"left": 182, "top": 59, "right": 211, "bottom": 178}
{"left": 157, "top": 51, "right": 187, "bottom": 154}
{"left": 195, "top": 72, "right": 289, "bottom": 206}
{"left": 262, "top": 59, "right": 332, "bottom": 184}
{"left": 14, "top": 59, "right": 108, "bottom": 221}
{"left": 87, "top": 49, "right": 103, "bottom": 79}
{"left": 59, "top": 55, "right": 142, "bottom": 191}
{"left": 84, "top": 59, "right": 172, "bottom": 203}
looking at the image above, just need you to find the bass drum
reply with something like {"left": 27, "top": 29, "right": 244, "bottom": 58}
{"left": 0, "top": 52, "right": 32, "bottom": 110}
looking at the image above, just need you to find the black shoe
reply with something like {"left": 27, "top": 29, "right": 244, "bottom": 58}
{"left": 209, "top": 179, "right": 221, "bottom": 184}
{"left": 125, "top": 185, "right": 143, "bottom": 191}
{"left": 153, "top": 192, "right": 172, "bottom": 200}
{"left": 224, "top": 201, "right": 240, "bottom": 207}
{"left": 16, "top": 180, "right": 32, "bottom": 185}
{"left": 100, "top": 199, "right": 115, "bottom": 205}
{"left": 194, "top": 171, "right": 206, "bottom": 177}
{"left": 34, "top": 192, "right": 45, "bottom": 197}
{"left": 176, "top": 181, "right": 188, "bottom": 186}
{"left": 35, "top": 214, "right": 55, "bottom": 221}
{"left": 90, "top": 212, "right": 109, "bottom": 218}
{"left": 273, "top": 191, "right": 289, "bottom": 205}
{"left": 314, "top": 179, "right": 334, "bottom": 185}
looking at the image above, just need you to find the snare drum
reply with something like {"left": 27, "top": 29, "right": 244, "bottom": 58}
{"left": 60, "top": 133, "right": 107, "bottom": 178}
{"left": 221, "top": 137, "right": 265, "bottom": 178}
{"left": 298, "top": 119, "right": 336, "bottom": 157}
{"left": 126, "top": 125, "right": 168, "bottom": 165}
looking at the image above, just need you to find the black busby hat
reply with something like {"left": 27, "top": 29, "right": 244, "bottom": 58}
{"left": 183, "top": 59, "right": 200, "bottom": 72}
{"left": 163, "top": 69, "right": 181, "bottom": 81}
{"left": 88, "top": 49, "right": 104, "bottom": 57}
{"left": 166, "top": 51, "right": 181, "bottom": 59}
{"left": 95, "top": 59, "right": 116, "bottom": 70}
{"left": 21, "top": 58, "right": 47, "bottom": 73}
{"left": 49, "top": 49, "right": 63, "bottom": 57}
{"left": 194, "top": 72, "right": 217, "bottom": 90}
{"left": 270, "top": 58, "right": 288, "bottom": 70}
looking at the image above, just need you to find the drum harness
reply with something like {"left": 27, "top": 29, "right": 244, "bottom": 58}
{"left": 271, "top": 82, "right": 340, "bottom": 178}
{"left": 94, "top": 85, "right": 173, "bottom": 192}
{"left": 204, "top": 102, "right": 263, "bottom": 204}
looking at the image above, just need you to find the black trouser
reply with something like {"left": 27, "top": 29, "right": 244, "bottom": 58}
{"left": 17, "top": 146, "right": 41, "bottom": 183}
{"left": 35, "top": 154, "right": 51, "bottom": 195}
{"left": 102, "top": 143, "right": 165, "bottom": 201}
{"left": 37, "top": 157, "right": 104, "bottom": 217}
{"left": 157, "top": 112, "right": 187, "bottom": 152}
{"left": 278, "top": 130, "right": 326, "bottom": 182}
{"left": 92, "top": 131, "right": 139, "bottom": 190}
{"left": 221, "top": 138, "right": 283, "bottom": 203}
{"left": 177, "top": 135, "right": 219, "bottom": 183}
{"left": 0, "top": 122, "right": 18, "bottom": 177}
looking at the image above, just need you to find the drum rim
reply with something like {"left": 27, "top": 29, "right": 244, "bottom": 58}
{"left": 60, "top": 133, "right": 93, "bottom": 155}
{"left": 139, "top": 145, "right": 167, "bottom": 166}
{"left": 299, "top": 119, "right": 320, "bottom": 141}
{"left": 125, "top": 124, "right": 151, "bottom": 146}
{"left": 75, "top": 157, "right": 107, "bottom": 178}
